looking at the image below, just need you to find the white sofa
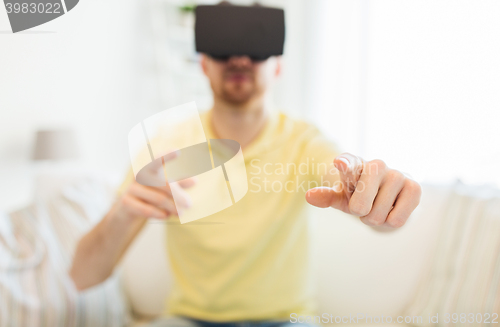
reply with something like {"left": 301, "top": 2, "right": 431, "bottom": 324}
{"left": 5, "top": 172, "right": 496, "bottom": 326}
{"left": 121, "top": 183, "right": 453, "bottom": 326}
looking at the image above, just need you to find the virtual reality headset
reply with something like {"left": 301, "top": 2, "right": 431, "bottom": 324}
{"left": 195, "top": 4, "right": 285, "bottom": 62}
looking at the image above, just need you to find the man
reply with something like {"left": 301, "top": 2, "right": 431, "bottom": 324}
{"left": 70, "top": 4, "right": 421, "bottom": 327}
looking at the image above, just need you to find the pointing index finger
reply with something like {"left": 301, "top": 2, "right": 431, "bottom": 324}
{"left": 334, "top": 153, "right": 364, "bottom": 195}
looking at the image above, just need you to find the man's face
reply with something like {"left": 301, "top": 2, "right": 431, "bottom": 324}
{"left": 201, "top": 55, "right": 281, "bottom": 105}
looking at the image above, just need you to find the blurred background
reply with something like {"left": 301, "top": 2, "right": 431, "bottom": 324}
{"left": 1, "top": 0, "right": 500, "bottom": 212}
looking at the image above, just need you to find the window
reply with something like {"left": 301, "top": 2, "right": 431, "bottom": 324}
{"left": 308, "top": 0, "right": 500, "bottom": 186}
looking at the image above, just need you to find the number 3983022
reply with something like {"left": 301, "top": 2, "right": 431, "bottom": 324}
{"left": 5, "top": 2, "right": 62, "bottom": 14}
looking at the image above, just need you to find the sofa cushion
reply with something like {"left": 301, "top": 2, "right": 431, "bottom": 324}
{"left": 311, "top": 183, "right": 451, "bottom": 318}
{"left": 122, "top": 221, "right": 172, "bottom": 319}
{"left": 404, "top": 181, "right": 500, "bottom": 324}
{"left": 0, "top": 174, "right": 130, "bottom": 327}
{"left": 122, "top": 183, "right": 452, "bottom": 322}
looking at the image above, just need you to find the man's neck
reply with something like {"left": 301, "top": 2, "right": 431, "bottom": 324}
{"left": 211, "top": 96, "right": 270, "bottom": 149}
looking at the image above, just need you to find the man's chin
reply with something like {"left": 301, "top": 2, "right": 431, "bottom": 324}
{"left": 224, "top": 96, "right": 254, "bottom": 105}
{"left": 222, "top": 91, "right": 255, "bottom": 105}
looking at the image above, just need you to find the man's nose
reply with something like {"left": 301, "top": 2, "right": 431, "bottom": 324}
{"left": 227, "top": 56, "right": 252, "bottom": 67}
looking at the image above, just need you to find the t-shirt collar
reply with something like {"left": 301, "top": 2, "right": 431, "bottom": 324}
{"left": 201, "top": 109, "right": 280, "bottom": 162}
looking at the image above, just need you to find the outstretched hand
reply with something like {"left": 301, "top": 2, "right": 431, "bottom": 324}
{"left": 305, "top": 153, "right": 421, "bottom": 228}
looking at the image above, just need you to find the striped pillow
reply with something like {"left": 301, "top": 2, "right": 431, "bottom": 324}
{"left": 0, "top": 176, "right": 130, "bottom": 327}
{"left": 404, "top": 181, "right": 500, "bottom": 326}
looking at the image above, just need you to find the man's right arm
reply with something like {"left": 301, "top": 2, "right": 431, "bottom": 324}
{"left": 69, "top": 179, "right": 192, "bottom": 290}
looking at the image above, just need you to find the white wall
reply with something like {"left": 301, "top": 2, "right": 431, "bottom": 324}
{"left": 0, "top": 0, "right": 310, "bottom": 211}
{"left": 0, "top": 0, "right": 142, "bottom": 210}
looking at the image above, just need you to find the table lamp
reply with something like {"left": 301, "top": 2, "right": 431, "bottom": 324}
{"left": 32, "top": 129, "right": 79, "bottom": 161}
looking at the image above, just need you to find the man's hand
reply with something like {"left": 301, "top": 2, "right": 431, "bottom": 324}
{"left": 117, "top": 151, "right": 195, "bottom": 221}
{"left": 70, "top": 151, "right": 195, "bottom": 290}
{"left": 305, "top": 152, "right": 421, "bottom": 229}
{"left": 117, "top": 179, "right": 195, "bottom": 221}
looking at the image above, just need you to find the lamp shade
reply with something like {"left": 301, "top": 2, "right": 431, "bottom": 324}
{"left": 32, "top": 129, "right": 79, "bottom": 161}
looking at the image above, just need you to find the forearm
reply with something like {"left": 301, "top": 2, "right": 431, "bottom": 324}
{"left": 69, "top": 205, "right": 147, "bottom": 290}
{"left": 69, "top": 171, "right": 194, "bottom": 290}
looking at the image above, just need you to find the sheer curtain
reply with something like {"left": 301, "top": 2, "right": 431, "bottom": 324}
{"left": 305, "top": 0, "right": 500, "bottom": 186}
{"left": 302, "top": 0, "right": 369, "bottom": 156}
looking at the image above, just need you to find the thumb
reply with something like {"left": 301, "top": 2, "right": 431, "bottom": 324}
{"left": 145, "top": 149, "right": 180, "bottom": 174}
{"left": 305, "top": 186, "right": 345, "bottom": 210}
{"left": 178, "top": 177, "right": 196, "bottom": 189}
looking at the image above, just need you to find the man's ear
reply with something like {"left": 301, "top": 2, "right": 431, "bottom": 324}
{"left": 274, "top": 56, "right": 282, "bottom": 77}
{"left": 200, "top": 54, "right": 209, "bottom": 76}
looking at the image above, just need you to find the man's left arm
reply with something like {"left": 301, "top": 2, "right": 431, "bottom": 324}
{"left": 306, "top": 152, "right": 422, "bottom": 230}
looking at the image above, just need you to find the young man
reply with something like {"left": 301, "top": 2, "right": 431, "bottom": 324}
{"left": 70, "top": 10, "right": 421, "bottom": 327}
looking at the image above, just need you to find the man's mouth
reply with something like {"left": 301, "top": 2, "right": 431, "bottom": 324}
{"left": 226, "top": 72, "right": 250, "bottom": 82}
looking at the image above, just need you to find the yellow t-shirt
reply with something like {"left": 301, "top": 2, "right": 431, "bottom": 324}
{"left": 122, "top": 110, "right": 339, "bottom": 322}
